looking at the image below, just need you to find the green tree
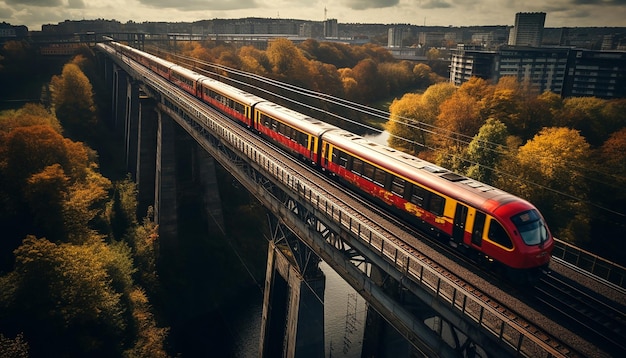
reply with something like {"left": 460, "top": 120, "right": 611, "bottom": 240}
{"left": 465, "top": 118, "right": 509, "bottom": 184}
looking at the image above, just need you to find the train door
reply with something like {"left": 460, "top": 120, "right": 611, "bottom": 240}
{"left": 453, "top": 203, "right": 468, "bottom": 242}
{"left": 471, "top": 212, "right": 486, "bottom": 247}
{"left": 321, "top": 142, "right": 329, "bottom": 168}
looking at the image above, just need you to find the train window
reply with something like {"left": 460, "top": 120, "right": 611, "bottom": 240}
{"left": 428, "top": 194, "right": 445, "bottom": 216}
{"left": 297, "top": 132, "right": 308, "bottom": 147}
{"left": 352, "top": 158, "right": 364, "bottom": 175}
{"left": 410, "top": 186, "right": 429, "bottom": 208}
{"left": 233, "top": 101, "right": 244, "bottom": 114}
{"left": 472, "top": 212, "right": 486, "bottom": 246}
{"left": 373, "top": 168, "right": 386, "bottom": 187}
{"left": 332, "top": 149, "right": 349, "bottom": 168}
{"left": 363, "top": 163, "right": 375, "bottom": 181}
{"left": 488, "top": 220, "right": 513, "bottom": 249}
{"left": 391, "top": 177, "right": 405, "bottom": 196}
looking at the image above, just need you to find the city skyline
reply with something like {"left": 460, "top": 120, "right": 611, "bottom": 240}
{"left": 1, "top": 0, "right": 625, "bottom": 32}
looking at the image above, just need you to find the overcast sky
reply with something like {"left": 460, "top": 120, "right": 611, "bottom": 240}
{"left": 2, "top": 0, "right": 625, "bottom": 31}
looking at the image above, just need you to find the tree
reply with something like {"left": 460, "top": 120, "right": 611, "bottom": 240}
{"left": 435, "top": 89, "right": 484, "bottom": 149}
{"left": 4, "top": 125, "right": 70, "bottom": 188}
{"left": 351, "top": 58, "right": 383, "bottom": 102}
{"left": 4, "top": 237, "right": 127, "bottom": 357}
{"left": 266, "top": 38, "right": 311, "bottom": 88}
{"left": 238, "top": 45, "right": 270, "bottom": 76}
{"left": 24, "top": 164, "right": 69, "bottom": 241}
{"left": 387, "top": 93, "right": 428, "bottom": 154}
{"left": 123, "top": 288, "right": 169, "bottom": 358}
{"left": 496, "top": 127, "right": 592, "bottom": 244}
{"left": 557, "top": 96, "right": 610, "bottom": 146}
{"left": 0, "top": 333, "right": 29, "bottom": 358}
{"left": 386, "top": 82, "right": 456, "bottom": 155}
{"left": 588, "top": 128, "right": 626, "bottom": 263}
{"left": 0, "top": 103, "right": 62, "bottom": 134}
{"left": 465, "top": 118, "right": 509, "bottom": 184}
{"left": 50, "top": 63, "right": 97, "bottom": 140}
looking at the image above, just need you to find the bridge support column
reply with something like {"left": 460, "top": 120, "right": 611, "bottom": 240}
{"left": 124, "top": 79, "right": 140, "bottom": 177}
{"left": 154, "top": 108, "right": 178, "bottom": 251}
{"left": 136, "top": 95, "right": 158, "bottom": 218}
{"left": 194, "top": 146, "right": 225, "bottom": 231}
{"left": 260, "top": 240, "right": 325, "bottom": 358}
{"left": 112, "top": 66, "right": 127, "bottom": 129}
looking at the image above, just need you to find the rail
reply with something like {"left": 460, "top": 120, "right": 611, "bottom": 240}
{"left": 100, "top": 43, "right": 572, "bottom": 357}
{"left": 552, "top": 238, "right": 626, "bottom": 290}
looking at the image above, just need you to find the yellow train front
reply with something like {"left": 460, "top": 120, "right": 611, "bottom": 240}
{"left": 319, "top": 129, "right": 553, "bottom": 284}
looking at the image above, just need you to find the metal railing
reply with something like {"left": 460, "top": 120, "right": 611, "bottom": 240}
{"left": 552, "top": 238, "right": 626, "bottom": 290}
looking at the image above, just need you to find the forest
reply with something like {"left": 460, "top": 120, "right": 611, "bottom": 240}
{"left": 0, "top": 42, "right": 168, "bottom": 357}
{"left": 0, "top": 37, "right": 625, "bottom": 356}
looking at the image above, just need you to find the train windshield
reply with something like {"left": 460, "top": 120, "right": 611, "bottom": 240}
{"left": 511, "top": 210, "right": 548, "bottom": 246}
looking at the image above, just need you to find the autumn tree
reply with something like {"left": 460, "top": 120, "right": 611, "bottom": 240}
{"left": 2, "top": 237, "right": 128, "bottom": 357}
{"left": 266, "top": 38, "right": 312, "bottom": 88}
{"left": 50, "top": 63, "right": 97, "bottom": 140}
{"left": 496, "top": 127, "right": 592, "bottom": 244}
{"left": 435, "top": 87, "right": 484, "bottom": 149}
{"left": 386, "top": 82, "right": 456, "bottom": 155}
{"left": 0, "top": 103, "right": 62, "bottom": 134}
{"left": 554, "top": 96, "right": 624, "bottom": 146}
{"left": 350, "top": 58, "right": 383, "bottom": 103}
{"left": 587, "top": 128, "right": 626, "bottom": 262}
{"left": 238, "top": 45, "right": 270, "bottom": 76}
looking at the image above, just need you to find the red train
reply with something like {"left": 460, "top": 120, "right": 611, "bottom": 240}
{"left": 103, "top": 41, "right": 554, "bottom": 283}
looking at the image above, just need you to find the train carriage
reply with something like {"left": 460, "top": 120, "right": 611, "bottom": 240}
{"left": 320, "top": 129, "right": 553, "bottom": 277}
{"left": 169, "top": 65, "right": 204, "bottom": 97}
{"left": 254, "top": 102, "right": 339, "bottom": 166}
{"left": 199, "top": 78, "right": 265, "bottom": 127}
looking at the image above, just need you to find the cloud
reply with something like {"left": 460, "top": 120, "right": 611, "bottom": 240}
{"left": 68, "top": 0, "right": 84, "bottom": 9}
{"left": 5, "top": 0, "right": 63, "bottom": 6}
{"left": 421, "top": 0, "right": 452, "bottom": 9}
{"left": 135, "top": 0, "right": 259, "bottom": 11}
{"left": 342, "top": 0, "right": 400, "bottom": 10}
{"left": 0, "top": 5, "right": 13, "bottom": 18}
{"left": 570, "top": 0, "right": 626, "bottom": 4}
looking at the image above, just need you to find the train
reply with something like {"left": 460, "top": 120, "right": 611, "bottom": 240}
{"left": 103, "top": 41, "right": 554, "bottom": 283}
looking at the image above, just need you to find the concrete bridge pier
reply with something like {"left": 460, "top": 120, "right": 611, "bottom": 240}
{"left": 259, "top": 223, "right": 325, "bottom": 358}
{"left": 124, "top": 79, "right": 140, "bottom": 177}
{"left": 154, "top": 108, "right": 178, "bottom": 251}
{"left": 112, "top": 65, "right": 127, "bottom": 130}
{"left": 135, "top": 95, "right": 158, "bottom": 218}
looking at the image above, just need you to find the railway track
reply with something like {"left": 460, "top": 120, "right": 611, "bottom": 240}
{"left": 530, "top": 269, "right": 626, "bottom": 357}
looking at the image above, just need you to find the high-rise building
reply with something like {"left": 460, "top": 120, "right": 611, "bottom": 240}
{"left": 450, "top": 44, "right": 626, "bottom": 99}
{"left": 388, "top": 27, "right": 404, "bottom": 48}
{"left": 324, "top": 18, "right": 338, "bottom": 38}
{"left": 508, "top": 12, "right": 546, "bottom": 47}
